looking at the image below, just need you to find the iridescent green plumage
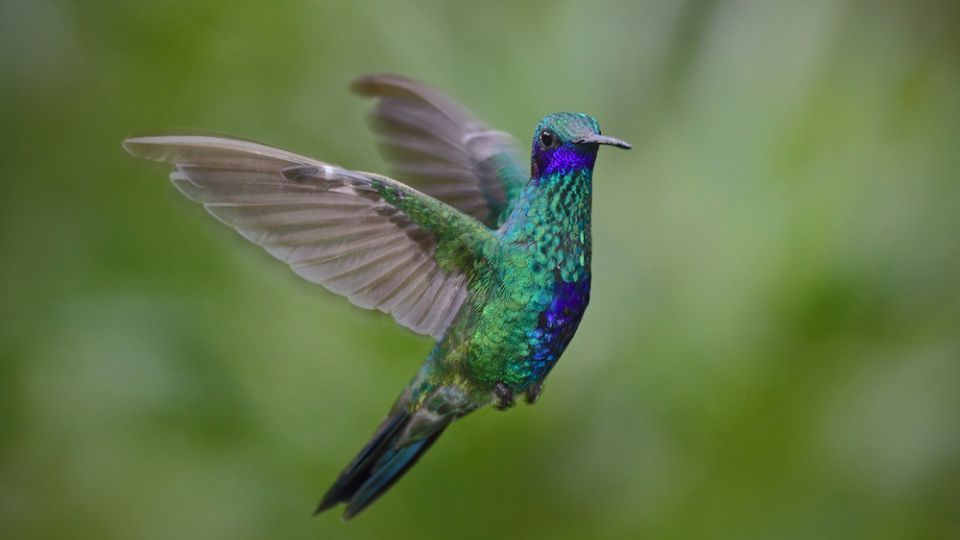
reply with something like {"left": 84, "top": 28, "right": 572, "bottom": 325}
{"left": 123, "top": 76, "right": 629, "bottom": 518}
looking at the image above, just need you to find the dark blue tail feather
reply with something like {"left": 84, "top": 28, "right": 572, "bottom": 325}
{"left": 315, "top": 410, "right": 447, "bottom": 518}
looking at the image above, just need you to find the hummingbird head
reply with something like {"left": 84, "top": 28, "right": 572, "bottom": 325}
{"left": 530, "top": 112, "right": 631, "bottom": 179}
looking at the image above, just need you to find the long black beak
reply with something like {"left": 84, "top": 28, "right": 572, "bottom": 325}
{"left": 573, "top": 134, "right": 632, "bottom": 150}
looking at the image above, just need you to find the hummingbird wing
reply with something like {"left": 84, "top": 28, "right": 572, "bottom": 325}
{"left": 124, "top": 135, "right": 495, "bottom": 340}
{"left": 352, "top": 74, "right": 527, "bottom": 228}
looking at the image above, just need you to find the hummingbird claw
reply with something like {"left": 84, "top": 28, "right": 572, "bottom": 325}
{"left": 493, "top": 383, "right": 514, "bottom": 410}
{"left": 523, "top": 383, "right": 542, "bottom": 404}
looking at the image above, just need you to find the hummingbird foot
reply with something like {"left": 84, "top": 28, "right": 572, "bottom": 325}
{"left": 493, "top": 383, "right": 514, "bottom": 410}
{"left": 523, "top": 382, "right": 542, "bottom": 404}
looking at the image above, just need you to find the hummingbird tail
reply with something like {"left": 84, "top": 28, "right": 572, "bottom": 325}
{"left": 315, "top": 407, "right": 449, "bottom": 519}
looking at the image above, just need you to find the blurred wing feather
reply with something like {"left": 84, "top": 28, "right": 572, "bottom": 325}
{"left": 352, "top": 74, "right": 527, "bottom": 227}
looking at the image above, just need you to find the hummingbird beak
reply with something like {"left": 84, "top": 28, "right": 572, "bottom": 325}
{"left": 573, "top": 134, "right": 632, "bottom": 150}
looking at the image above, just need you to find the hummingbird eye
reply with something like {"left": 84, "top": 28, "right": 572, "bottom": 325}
{"left": 539, "top": 130, "right": 555, "bottom": 148}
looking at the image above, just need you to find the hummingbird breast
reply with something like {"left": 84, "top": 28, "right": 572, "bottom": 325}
{"left": 520, "top": 276, "right": 591, "bottom": 385}
{"left": 491, "top": 169, "right": 594, "bottom": 390}
{"left": 465, "top": 265, "right": 591, "bottom": 392}
{"left": 451, "top": 167, "right": 594, "bottom": 393}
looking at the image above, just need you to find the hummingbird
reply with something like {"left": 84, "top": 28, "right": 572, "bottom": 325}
{"left": 123, "top": 74, "right": 630, "bottom": 518}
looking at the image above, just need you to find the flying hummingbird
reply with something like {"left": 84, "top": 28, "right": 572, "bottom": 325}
{"left": 123, "top": 74, "right": 630, "bottom": 518}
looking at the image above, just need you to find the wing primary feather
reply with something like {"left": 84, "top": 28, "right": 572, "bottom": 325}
{"left": 350, "top": 74, "right": 527, "bottom": 228}
{"left": 125, "top": 132, "right": 485, "bottom": 339}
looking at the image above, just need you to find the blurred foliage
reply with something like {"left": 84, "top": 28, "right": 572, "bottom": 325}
{"left": 2, "top": 0, "right": 959, "bottom": 539}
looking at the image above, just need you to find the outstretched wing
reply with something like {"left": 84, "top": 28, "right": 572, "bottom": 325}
{"left": 123, "top": 135, "right": 495, "bottom": 340}
{"left": 352, "top": 74, "right": 527, "bottom": 228}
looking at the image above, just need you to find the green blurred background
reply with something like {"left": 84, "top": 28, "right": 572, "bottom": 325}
{"left": 2, "top": 0, "right": 959, "bottom": 538}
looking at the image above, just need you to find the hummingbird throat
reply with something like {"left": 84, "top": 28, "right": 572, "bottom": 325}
{"left": 532, "top": 145, "right": 598, "bottom": 180}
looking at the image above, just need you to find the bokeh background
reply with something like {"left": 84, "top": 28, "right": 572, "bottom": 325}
{"left": 2, "top": 1, "right": 959, "bottom": 538}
